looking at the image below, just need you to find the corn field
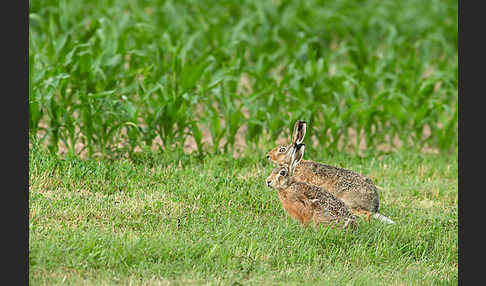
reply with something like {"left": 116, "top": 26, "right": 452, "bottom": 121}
{"left": 29, "top": 0, "right": 458, "bottom": 158}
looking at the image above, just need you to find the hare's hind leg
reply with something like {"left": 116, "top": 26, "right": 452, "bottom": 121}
{"left": 343, "top": 218, "right": 357, "bottom": 231}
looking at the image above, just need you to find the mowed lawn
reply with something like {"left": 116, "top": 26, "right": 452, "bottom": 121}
{"left": 29, "top": 145, "right": 457, "bottom": 285}
{"left": 29, "top": 0, "right": 458, "bottom": 284}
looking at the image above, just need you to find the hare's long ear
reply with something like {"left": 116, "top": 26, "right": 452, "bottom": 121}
{"left": 289, "top": 143, "right": 305, "bottom": 175}
{"left": 291, "top": 120, "right": 307, "bottom": 145}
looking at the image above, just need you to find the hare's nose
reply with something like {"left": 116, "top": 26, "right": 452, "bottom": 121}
{"left": 266, "top": 155, "right": 270, "bottom": 160}
{"left": 266, "top": 181, "right": 271, "bottom": 187}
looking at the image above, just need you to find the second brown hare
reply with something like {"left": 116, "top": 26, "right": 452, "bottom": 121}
{"left": 267, "top": 120, "right": 395, "bottom": 224}
{"left": 266, "top": 143, "right": 357, "bottom": 229}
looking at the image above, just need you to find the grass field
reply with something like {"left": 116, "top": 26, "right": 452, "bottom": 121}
{"left": 29, "top": 0, "right": 458, "bottom": 284}
{"left": 29, "top": 143, "right": 457, "bottom": 285}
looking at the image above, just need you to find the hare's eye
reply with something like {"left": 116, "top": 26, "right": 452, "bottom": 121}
{"left": 279, "top": 170, "right": 287, "bottom": 176}
{"left": 278, "top": 147, "right": 286, "bottom": 153}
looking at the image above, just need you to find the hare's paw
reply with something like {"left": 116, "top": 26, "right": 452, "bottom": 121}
{"left": 352, "top": 208, "right": 372, "bottom": 222}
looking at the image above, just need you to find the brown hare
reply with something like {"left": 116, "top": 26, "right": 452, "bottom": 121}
{"left": 266, "top": 143, "right": 357, "bottom": 229}
{"left": 267, "top": 120, "right": 395, "bottom": 224}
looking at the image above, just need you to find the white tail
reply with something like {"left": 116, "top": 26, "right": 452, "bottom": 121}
{"left": 372, "top": 213, "right": 396, "bottom": 224}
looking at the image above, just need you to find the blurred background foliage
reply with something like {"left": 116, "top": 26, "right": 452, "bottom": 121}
{"left": 29, "top": 0, "right": 458, "bottom": 158}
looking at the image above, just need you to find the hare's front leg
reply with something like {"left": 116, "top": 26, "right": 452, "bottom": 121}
{"left": 352, "top": 208, "right": 372, "bottom": 221}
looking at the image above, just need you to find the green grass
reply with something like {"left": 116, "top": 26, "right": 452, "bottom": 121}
{"left": 29, "top": 0, "right": 458, "bottom": 158}
{"left": 29, "top": 0, "right": 458, "bottom": 284}
{"left": 29, "top": 143, "right": 458, "bottom": 285}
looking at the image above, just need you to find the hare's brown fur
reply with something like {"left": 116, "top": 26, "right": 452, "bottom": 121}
{"left": 277, "top": 180, "right": 357, "bottom": 228}
{"left": 266, "top": 120, "right": 381, "bottom": 220}
{"left": 266, "top": 144, "right": 357, "bottom": 229}
{"left": 292, "top": 160, "right": 380, "bottom": 216}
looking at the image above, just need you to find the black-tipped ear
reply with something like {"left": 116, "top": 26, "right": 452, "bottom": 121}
{"left": 296, "top": 121, "right": 306, "bottom": 144}
{"left": 291, "top": 120, "right": 307, "bottom": 145}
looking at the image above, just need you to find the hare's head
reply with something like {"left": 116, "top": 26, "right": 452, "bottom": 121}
{"left": 266, "top": 120, "right": 306, "bottom": 165}
{"left": 266, "top": 143, "right": 305, "bottom": 189}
